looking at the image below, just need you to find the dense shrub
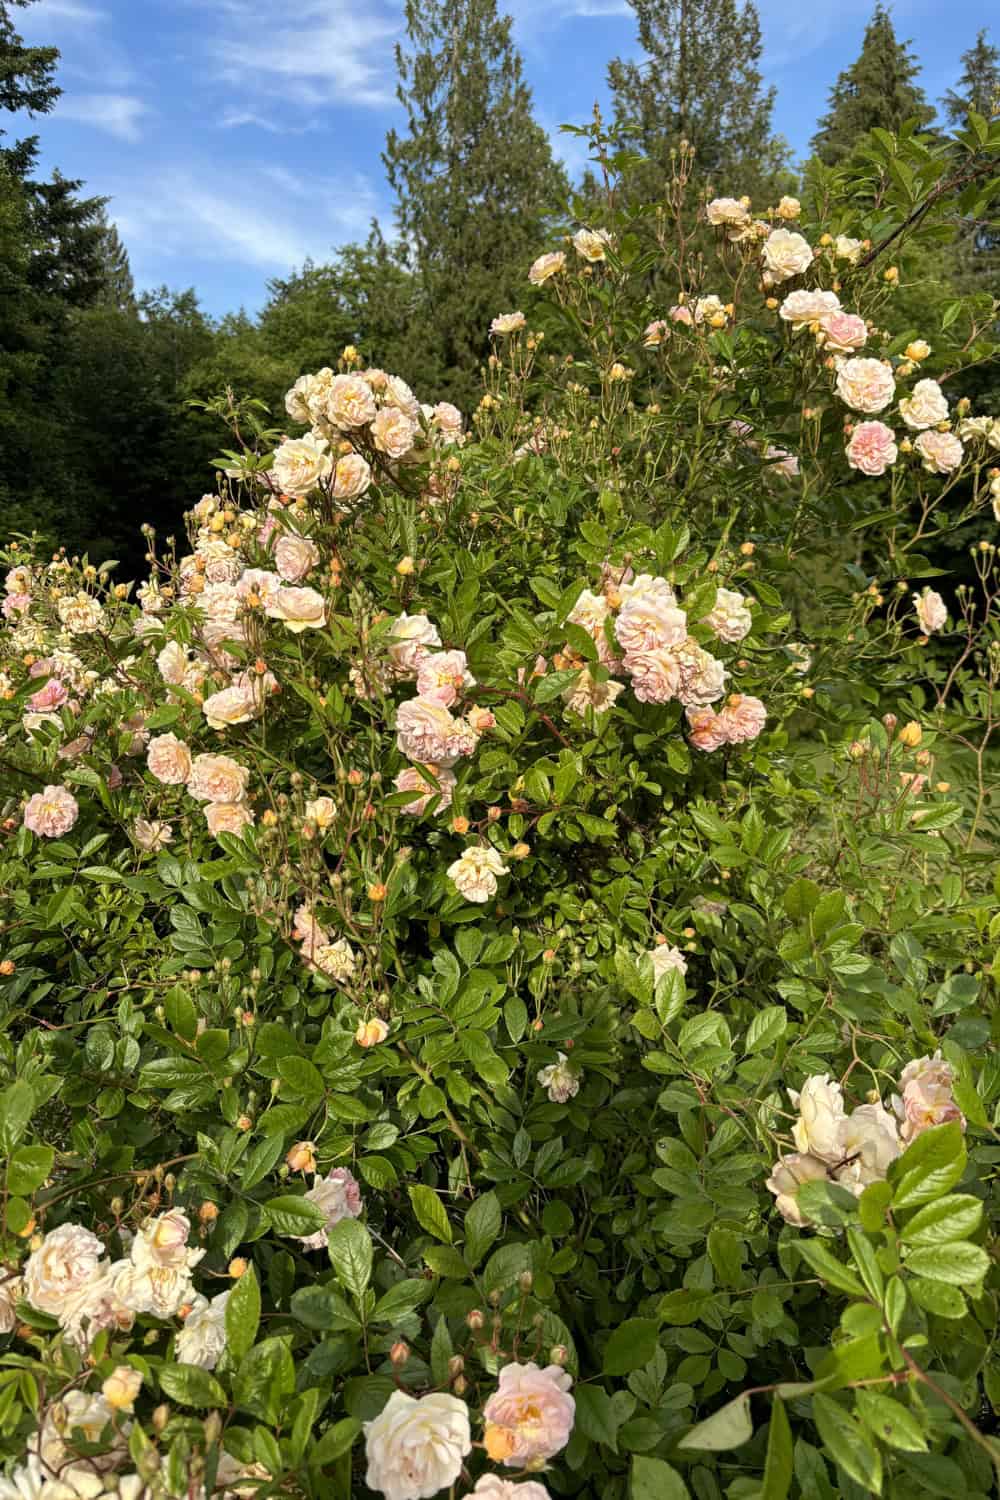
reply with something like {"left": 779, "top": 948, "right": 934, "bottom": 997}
{"left": 1, "top": 114, "right": 1000, "bottom": 1500}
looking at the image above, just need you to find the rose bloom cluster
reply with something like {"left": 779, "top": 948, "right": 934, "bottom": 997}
{"left": 766, "top": 1054, "right": 965, "bottom": 1226}
{"left": 553, "top": 571, "right": 767, "bottom": 752}
{"left": 362, "top": 1359, "right": 574, "bottom": 1500}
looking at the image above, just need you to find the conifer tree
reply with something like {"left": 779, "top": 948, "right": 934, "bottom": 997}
{"left": 382, "top": 0, "right": 568, "bottom": 410}
{"left": 942, "top": 29, "right": 1000, "bottom": 126}
{"left": 606, "top": 0, "right": 784, "bottom": 195}
{"left": 96, "top": 217, "right": 136, "bottom": 312}
{"left": 811, "top": 4, "right": 935, "bottom": 167}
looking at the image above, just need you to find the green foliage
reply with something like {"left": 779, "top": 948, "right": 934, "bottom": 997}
{"left": 811, "top": 4, "right": 937, "bottom": 167}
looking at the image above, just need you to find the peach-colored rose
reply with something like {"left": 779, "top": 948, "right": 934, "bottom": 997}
{"left": 266, "top": 586, "right": 327, "bottom": 633}
{"left": 835, "top": 358, "right": 896, "bottom": 414}
{"left": 333, "top": 452, "right": 372, "bottom": 503}
{"left": 643, "top": 319, "right": 669, "bottom": 347}
{"left": 914, "top": 430, "right": 963, "bottom": 473}
{"left": 482, "top": 1362, "right": 575, "bottom": 1467}
{"left": 819, "top": 311, "right": 868, "bottom": 353}
{"left": 393, "top": 764, "right": 456, "bottom": 814}
{"left": 274, "top": 534, "right": 320, "bottom": 583}
{"left": 687, "top": 705, "right": 729, "bottom": 752}
{"left": 846, "top": 421, "right": 898, "bottom": 476}
{"left": 356, "top": 1018, "right": 390, "bottom": 1048}
{"left": 297, "top": 1167, "right": 363, "bottom": 1250}
{"left": 415, "top": 650, "right": 474, "bottom": 706}
{"left": 491, "top": 311, "right": 526, "bottom": 335}
{"left": 563, "top": 669, "right": 625, "bottom": 717}
{"left": 272, "top": 434, "right": 332, "bottom": 497}
{"left": 572, "top": 227, "right": 612, "bottom": 261}
{"left": 373, "top": 405, "right": 418, "bottom": 461}
{"left": 28, "top": 677, "right": 68, "bottom": 712}
{"left": 899, "top": 378, "right": 948, "bottom": 430}
{"left": 396, "top": 697, "right": 473, "bottom": 767}
{"left": 23, "top": 784, "right": 79, "bottom": 838}
{"left": 894, "top": 1052, "right": 965, "bottom": 1143}
{"left": 528, "top": 251, "right": 566, "bottom": 285}
{"left": 616, "top": 598, "right": 688, "bottom": 655}
{"left": 626, "top": 648, "right": 683, "bottom": 704}
{"left": 431, "top": 402, "right": 463, "bottom": 442}
{"left": 387, "top": 613, "right": 442, "bottom": 677}
{"left": 202, "top": 683, "right": 259, "bottom": 730}
{"left": 187, "top": 752, "right": 249, "bottom": 804}
{"left": 146, "top": 733, "right": 192, "bottom": 785}
{"left": 717, "top": 693, "right": 767, "bottom": 743}
{"left": 675, "top": 641, "right": 728, "bottom": 708}
{"left": 327, "top": 373, "right": 377, "bottom": 429}
{"left": 913, "top": 587, "right": 947, "bottom": 634}
{"left": 669, "top": 303, "right": 694, "bottom": 326}
{"left": 204, "top": 801, "right": 254, "bottom": 837}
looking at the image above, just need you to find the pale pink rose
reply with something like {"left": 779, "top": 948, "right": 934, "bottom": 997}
{"left": 202, "top": 683, "right": 258, "bottom": 730}
{"left": 297, "top": 1167, "right": 363, "bottom": 1250}
{"left": 393, "top": 765, "right": 456, "bottom": 815}
{"left": 373, "top": 405, "right": 417, "bottom": 461}
{"left": 187, "top": 752, "right": 249, "bottom": 804}
{"left": 717, "top": 693, "right": 767, "bottom": 743}
{"left": 913, "top": 587, "right": 947, "bottom": 634}
{"left": 899, "top": 378, "right": 949, "bottom": 431}
{"left": 762, "top": 228, "right": 813, "bottom": 281}
{"left": 779, "top": 289, "right": 841, "bottom": 326}
{"left": 274, "top": 534, "right": 320, "bottom": 583}
{"left": 327, "top": 374, "right": 377, "bottom": 429}
{"left": 23, "top": 784, "right": 79, "bottom": 838}
{"left": 846, "top": 421, "right": 898, "bottom": 476}
{"left": 703, "top": 587, "right": 752, "bottom": 643}
{"left": 528, "top": 251, "right": 566, "bottom": 285}
{"left": 146, "top": 733, "right": 192, "bottom": 785}
{"left": 156, "top": 639, "right": 190, "bottom": 686}
{"left": 365, "top": 1391, "right": 470, "bottom": 1500}
{"left": 643, "top": 319, "right": 669, "bottom": 347}
{"left": 132, "top": 1210, "right": 200, "bottom": 1271}
{"left": 196, "top": 537, "right": 242, "bottom": 585}
{"left": 384, "top": 374, "right": 421, "bottom": 420}
{"left": 132, "top": 818, "right": 173, "bottom": 852}
{"left": 1, "top": 592, "right": 30, "bottom": 618}
{"left": 204, "top": 801, "right": 254, "bottom": 837}
{"left": 668, "top": 303, "right": 694, "bottom": 326}
{"left": 819, "top": 311, "right": 868, "bottom": 354}
{"left": 28, "top": 677, "right": 68, "bottom": 712}
{"left": 482, "top": 1362, "right": 575, "bottom": 1467}
{"left": 626, "top": 647, "right": 683, "bottom": 704}
{"left": 687, "top": 705, "right": 729, "bottom": 751}
{"left": 764, "top": 444, "right": 799, "bottom": 477}
{"left": 387, "top": 613, "right": 442, "bottom": 677}
{"left": 431, "top": 402, "right": 463, "bottom": 442}
{"left": 396, "top": 697, "right": 467, "bottom": 767}
{"left": 615, "top": 598, "right": 688, "bottom": 655}
{"left": 537, "top": 1052, "right": 580, "bottom": 1103}
{"left": 236, "top": 567, "right": 282, "bottom": 610}
{"left": 415, "top": 650, "right": 475, "bottom": 707}
{"left": 293, "top": 904, "right": 331, "bottom": 958}
{"left": 333, "top": 452, "right": 372, "bottom": 503}
{"left": 835, "top": 358, "right": 896, "bottom": 414}
{"left": 894, "top": 1052, "right": 965, "bottom": 1143}
{"left": 266, "top": 586, "right": 327, "bottom": 633}
{"left": 915, "top": 430, "right": 963, "bottom": 474}
{"left": 765, "top": 1153, "right": 830, "bottom": 1226}
{"left": 470, "top": 1478, "right": 550, "bottom": 1500}
{"left": 706, "top": 196, "right": 750, "bottom": 227}
{"left": 491, "top": 311, "right": 526, "bottom": 335}
{"left": 675, "top": 641, "right": 728, "bottom": 708}
{"left": 23, "top": 1223, "right": 104, "bottom": 1317}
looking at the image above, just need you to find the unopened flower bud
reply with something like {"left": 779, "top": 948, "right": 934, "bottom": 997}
{"left": 466, "top": 1309, "right": 485, "bottom": 1330}
{"left": 228, "top": 1257, "right": 249, "bottom": 1279}
{"left": 898, "top": 721, "right": 922, "bottom": 748}
{"left": 390, "top": 1340, "right": 410, "bottom": 1367}
{"left": 286, "top": 1140, "right": 317, "bottom": 1174}
{"left": 550, "top": 1344, "right": 569, "bottom": 1366}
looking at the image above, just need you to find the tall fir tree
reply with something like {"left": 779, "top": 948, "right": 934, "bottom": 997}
{"left": 382, "top": 0, "right": 568, "bottom": 410}
{"left": 811, "top": 4, "right": 935, "bottom": 167}
{"left": 606, "top": 0, "right": 784, "bottom": 196}
{"left": 941, "top": 29, "right": 1000, "bottom": 126}
{"left": 95, "top": 215, "right": 136, "bottom": 312}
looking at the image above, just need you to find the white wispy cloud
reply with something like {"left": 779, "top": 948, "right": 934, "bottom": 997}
{"left": 57, "top": 92, "right": 147, "bottom": 142}
{"left": 111, "top": 163, "right": 382, "bottom": 276}
{"left": 32, "top": 0, "right": 107, "bottom": 23}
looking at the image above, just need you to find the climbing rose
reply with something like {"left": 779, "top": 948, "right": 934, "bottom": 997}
{"left": 363, "top": 1391, "right": 471, "bottom": 1500}
{"left": 835, "top": 358, "right": 895, "bottom": 414}
{"left": 846, "top": 421, "right": 897, "bottom": 476}
{"left": 298, "top": 1168, "right": 363, "bottom": 1251}
{"left": 913, "top": 588, "right": 947, "bottom": 634}
{"left": 914, "top": 430, "right": 963, "bottom": 473}
{"left": 23, "top": 785, "right": 79, "bottom": 838}
{"left": 482, "top": 1362, "right": 575, "bottom": 1467}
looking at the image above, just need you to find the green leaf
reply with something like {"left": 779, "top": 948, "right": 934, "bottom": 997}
{"left": 812, "top": 1394, "right": 881, "bottom": 1493}
{"left": 678, "top": 1394, "right": 753, "bottom": 1451}
{"left": 6, "top": 1145, "right": 54, "bottom": 1197}
{"left": 902, "top": 1241, "right": 989, "bottom": 1285}
{"left": 898, "top": 1194, "right": 983, "bottom": 1246}
{"left": 408, "top": 1184, "right": 453, "bottom": 1244}
{"left": 233, "top": 1337, "right": 295, "bottom": 1424}
{"left": 241, "top": 1133, "right": 285, "bottom": 1191}
{"left": 795, "top": 1240, "right": 867, "bottom": 1299}
{"left": 908, "top": 1278, "right": 966, "bottom": 1319}
{"left": 372, "top": 1279, "right": 433, "bottom": 1324}
{"left": 707, "top": 1227, "right": 744, "bottom": 1287}
{"left": 225, "top": 1264, "right": 260, "bottom": 1363}
{"left": 289, "top": 1284, "right": 361, "bottom": 1332}
{"left": 464, "top": 1191, "right": 501, "bottom": 1267}
{"left": 746, "top": 1007, "right": 787, "bottom": 1055}
{"left": 630, "top": 1456, "right": 690, "bottom": 1500}
{"left": 327, "top": 1218, "right": 373, "bottom": 1300}
{"left": 309, "top": 1417, "right": 361, "bottom": 1468}
{"left": 430, "top": 1314, "right": 454, "bottom": 1385}
{"left": 575, "top": 1383, "right": 622, "bottom": 1451}
{"left": 761, "top": 1398, "right": 794, "bottom": 1500}
{"left": 784, "top": 880, "right": 821, "bottom": 919}
{"left": 264, "top": 1195, "right": 328, "bottom": 1237}
{"left": 0, "top": 1080, "right": 35, "bottom": 1155}
{"left": 423, "top": 1245, "right": 470, "bottom": 1279}
{"left": 603, "top": 1319, "right": 660, "bottom": 1376}
{"left": 159, "top": 1363, "right": 227, "bottom": 1408}
{"left": 890, "top": 1123, "right": 966, "bottom": 1210}
{"left": 855, "top": 1390, "right": 928, "bottom": 1452}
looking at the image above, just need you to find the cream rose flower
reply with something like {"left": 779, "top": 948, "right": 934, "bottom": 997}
{"left": 23, "top": 784, "right": 79, "bottom": 838}
{"left": 384, "top": 374, "right": 421, "bottom": 420}
{"left": 298, "top": 1167, "right": 363, "bottom": 1250}
{"left": 0, "top": 1275, "right": 22, "bottom": 1335}
{"left": 470, "top": 1478, "right": 551, "bottom": 1500}
{"left": 131, "top": 1210, "right": 204, "bottom": 1273}
{"left": 563, "top": 669, "right": 625, "bottom": 717}
{"left": 364, "top": 1390, "right": 471, "bottom": 1500}
{"left": 834, "top": 234, "right": 862, "bottom": 264}
{"left": 396, "top": 697, "right": 466, "bottom": 766}
{"left": 616, "top": 597, "right": 687, "bottom": 656}
{"left": 894, "top": 1052, "right": 965, "bottom": 1142}
{"left": 490, "top": 311, "right": 526, "bottom": 335}
{"left": 327, "top": 373, "right": 377, "bottom": 429}
{"left": 706, "top": 197, "right": 750, "bottom": 227}
{"left": 572, "top": 227, "right": 612, "bottom": 261}
{"left": 387, "top": 613, "right": 442, "bottom": 677}
{"left": 819, "top": 311, "right": 868, "bottom": 353}
{"left": 762, "top": 228, "right": 813, "bottom": 282}
{"left": 132, "top": 818, "right": 173, "bottom": 853}
{"left": 285, "top": 372, "right": 316, "bottom": 424}
{"left": 537, "top": 1052, "right": 580, "bottom": 1103}
{"left": 110, "top": 1258, "right": 194, "bottom": 1320}
{"left": 717, "top": 693, "right": 767, "bottom": 743}
{"left": 913, "top": 587, "right": 947, "bottom": 634}
{"left": 899, "top": 378, "right": 949, "bottom": 430}
{"left": 175, "top": 1289, "right": 230, "bottom": 1368}
{"left": 266, "top": 586, "right": 327, "bottom": 633}
{"left": 274, "top": 534, "right": 320, "bottom": 582}
{"left": 835, "top": 357, "right": 895, "bottom": 414}
{"left": 648, "top": 943, "right": 687, "bottom": 982}
{"left": 528, "top": 251, "right": 566, "bottom": 285}
{"left": 789, "top": 1075, "right": 846, "bottom": 1163}
{"left": 778, "top": 289, "right": 840, "bottom": 326}
{"left": 915, "top": 429, "right": 963, "bottom": 473}
{"left": 201, "top": 683, "right": 258, "bottom": 730}
{"left": 835, "top": 1101, "right": 901, "bottom": 1194}
{"left": 188, "top": 753, "right": 252, "bottom": 806}
{"left": 777, "top": 195, "right": 801, "bottom": 219}
{"left": 146, "top": 733, "right": 192, "bottom": 785}
{"left": 313, "top": 938, "right": 357, "bottom": 983}
{"left": 373, "top": 405, "right": 418, "bottom": 461}
{"left": 156, "top": 639, "right": 189, "bottom": 686}
{"left": 57, "top": 592, "right": 105, "bottom": 635}
{"left": 393, "top": 765, "right": 456, "bottom": 815}
{"left": 765, "top": 1153, "right": 829, "bottom": 1226}
{"left": 703, "top": 587, "right": 752, "bottom": 643}
{"left": 272, "top": 434, "right": 332, "bottom": 497}
{"left": 333, "top": 451, "right": 372, "bottom": 503}
{"left": 305, "top": 795, "right": 338, "bottom": 829}
{"left": 431, "top": 401, "right": 463, "bottom": 443}
{"left": 447, "top": 844, "right": 508, "bottom": 903}
{"left": 34, "top": 1389, "right": 127, "bottom": 1474}
{"left": 23, "top": 1224, "right": 104, "bottom": 1317}
{"left": 482, "top": 1362, "right": 575, "bottom": 1467}
{"left": 643, "top": 319, "right": 669, "bottom": 347}
{"left": 205, "top": 801, "right": 254, "bottom": 837}
{"left": 846, "top": 421, "right": 898, "bottom": 476}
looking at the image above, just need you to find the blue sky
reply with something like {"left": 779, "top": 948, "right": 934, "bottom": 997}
{"left": 14, "top": 0, "right": 991, "bottom": 317}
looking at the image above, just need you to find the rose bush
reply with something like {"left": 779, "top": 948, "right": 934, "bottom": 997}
{"left": 1, "top": 112, "right": 1000, "bottom": 1500}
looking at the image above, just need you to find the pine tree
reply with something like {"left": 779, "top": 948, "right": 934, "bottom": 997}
{"left": 942, "top": 29, "right": 1000, "bottom": 125}
{"left": 606, "top": 0, "right": 784, "bottom": 195}
{"left": 811, "top": 4, "right": 935, "bottom": 167}
{"left": 382, "top": 0, "right": 568, "bottom": 410}
{"left": 0, "top": 0, "right": 58, "bottom": 177}
{"left": 96, "top": 216, "right": 136, "bottom": 312}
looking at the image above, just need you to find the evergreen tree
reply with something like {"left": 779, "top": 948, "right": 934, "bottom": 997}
{"left": 96, "top": 216, "right": 136, "bottom": 312}
{"left": 942, "top": 29, "right": 1000, "bottom": 125}
{"left": 606, "top": 0, "right": 784, "bottom": 194}
{"left": 0, "top": 0, "right": 58, "bottom": 177}
{"left": 811, "top": 4, "right": 935, "bottom": 167}
{"left": 382, "top": 0, "right": 568, "bottom": 410}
